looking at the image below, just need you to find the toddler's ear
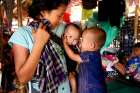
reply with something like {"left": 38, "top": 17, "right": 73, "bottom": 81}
{"left": 90, "top": 42, "right": 96, "bottom": 49}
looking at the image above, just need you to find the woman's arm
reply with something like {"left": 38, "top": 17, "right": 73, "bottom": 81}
{"left": 13, "top": 24, "right": 50, "bottom": 84}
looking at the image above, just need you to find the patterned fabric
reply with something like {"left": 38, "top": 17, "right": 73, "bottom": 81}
{"left": 29, "top": 20, "right": 66, "bottom": 93}
{"left": 119, "top": 17, "right": 134, "bottom": 55}
{"left": 101, "top": 55, "right": 119, "bottom": 78}
{"left": 126, "top": 56, "right": 140, "bottom": 81}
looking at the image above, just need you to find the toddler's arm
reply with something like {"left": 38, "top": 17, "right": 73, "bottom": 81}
{"left": 63, "top": 36, "right": 81, "bottom": 63}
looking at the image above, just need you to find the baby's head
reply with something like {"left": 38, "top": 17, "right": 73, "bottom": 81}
{"left": 64, "top": 23, "right": 81, "bottom": 45}
{"left": 80, "top": 27, "right": 106, "bottom": 52}
{"left": 132, "top": 43, "right": 140, "bottom": 57}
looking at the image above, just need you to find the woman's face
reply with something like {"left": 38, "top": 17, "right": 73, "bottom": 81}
{"left": 43, "top": 5, "right": 67, "bottom": 28}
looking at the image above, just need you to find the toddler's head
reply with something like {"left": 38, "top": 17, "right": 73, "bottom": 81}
{"left": 64, "top": 23, "right": 81, "bottom": 45}
{"left": 80, "top": 27, "right": 106, "bottom": 52}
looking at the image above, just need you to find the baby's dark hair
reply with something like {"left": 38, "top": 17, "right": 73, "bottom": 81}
{"left": 65, "top": 23, "right": 81, "bottom": 31}
{"left": 28, "top": 0, "right": 69, "bottom": 20}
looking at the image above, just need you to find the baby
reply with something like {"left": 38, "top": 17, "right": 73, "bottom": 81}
{"left": 63, "top": 23, "right": 81, "bottom": 93}
{"left": 64, "top": 23, "right": 81, "bottom": 46}
{"left": 63, "top": 26, "right": 107, "bottom": 93}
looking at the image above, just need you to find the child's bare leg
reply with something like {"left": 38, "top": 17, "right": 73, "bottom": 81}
{"left": 69, "top": 72, "right": 77, "bottom": 93}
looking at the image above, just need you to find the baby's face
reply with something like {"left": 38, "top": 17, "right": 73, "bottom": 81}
{"left": 65, "top": 26, "right": 80, "bottom": 45}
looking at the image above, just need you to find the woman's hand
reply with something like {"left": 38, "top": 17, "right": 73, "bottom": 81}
{"left": 34, "top": 23, "right": 50, "bottom": 46}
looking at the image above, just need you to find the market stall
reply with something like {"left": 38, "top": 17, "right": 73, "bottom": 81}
{"left": 0, "top": 0, "right": 140, "bottom": 93}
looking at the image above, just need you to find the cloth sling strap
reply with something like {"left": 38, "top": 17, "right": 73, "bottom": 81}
{"left": 29, "top": 20, "right": 66, "bottom": 93}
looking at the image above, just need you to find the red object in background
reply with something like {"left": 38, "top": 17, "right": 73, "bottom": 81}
{"left": 63, "top": 12, "right": 71, "bottom": 24}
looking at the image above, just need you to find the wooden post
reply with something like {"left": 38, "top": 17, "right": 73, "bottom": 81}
{"left": 0, "top": 1, "right": 4, "bottom": 61}
{"left": 17, "top": 0, "right": 22, "bottom": 26}
{"left": 134, "top": 4, "right": 139, "bottom": 43}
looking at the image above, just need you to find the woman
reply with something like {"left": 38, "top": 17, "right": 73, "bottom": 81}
{"left": 9, "top": 0, "right": 70, "bottom": 93}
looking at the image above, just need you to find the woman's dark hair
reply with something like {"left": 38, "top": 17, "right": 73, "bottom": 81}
{"left": 65, "top": 23, "right": 81, "bottom": 31}
{"left": 28, "top": 0, "right": 69, "bottom": 19}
